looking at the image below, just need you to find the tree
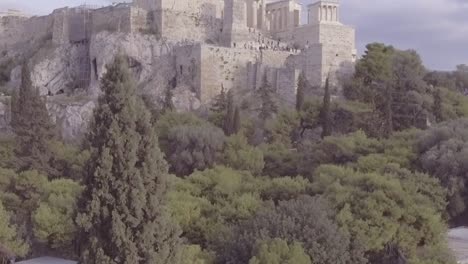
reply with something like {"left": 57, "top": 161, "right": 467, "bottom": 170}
{"left": 76, "top": 55, "right": 181, "bottom": 264}
{"left": 217, "top": 195, "right": 364, "bottom": 264}
{"left": 312, "top": 165, "right": 452, "bottom": 263}
{"left": 167, "top": 125, "right": 225, "bottom": 176}
{"left": 320, "top": 76, "right": 332, "bottom": 138}
{"left": 233, "top": 106, "right": 241, "bottom": 135}
{"left": 248, "top": 239, "right": 311, "bottom": 264}
{"left": 155, "top": 111, "right": 207, "bottom": 155}
{"left": 296, "top": 72, "right": 306, "bottom": 112}
{"left": 433, "top": 88, "right": 443, "bottom": 123}
{"left": 222, "top": 134, "right": 264, "bottom": 174}
{"left": 223, "top": 90, "right": 235, "bottom": 135}
{"left": 168, "top": 166, "right": 263, "bottom": 246}
{"left": 0, "top": 201, "right": 29, "bottom": 258}
{"left": 209, "top": 86, "right": 228, "bottom": 128}
{"left": 455, "top": 64, "right": 468, "bottom": 92}
{"left": 180, "top": 245, "right": 214, "bottom": 264}
{"left": 416, "top": 119, "right": 468, "bottom": 221}
{"left": 210, "top": 86, "right": 228, "bottom": 114}
{"left": 168, "top": 166, "right": 309, "bottom": 249}
{"left": 258, "top": 74, "right": 278, "bottom": 120}
{"left": 33, "top": 179, "right": 82, "bottom": 250}
{"left": 262, "top": 142, "right": 299, "bottom": 178}
{"left": 264, "top": 109, "right": 300, "bottom": 146}
{"left": 162, "top": 85, "right": 175, "bottom": 113}
{"left": 10, "top": 64, "right": 56, "bottom": 175}
{"left": 346, "top": 43, "right": 431, "bottom": 133}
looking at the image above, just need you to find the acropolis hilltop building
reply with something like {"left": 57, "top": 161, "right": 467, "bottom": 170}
{"left": 0, "top": 0, "right": 356, "bottom": 139}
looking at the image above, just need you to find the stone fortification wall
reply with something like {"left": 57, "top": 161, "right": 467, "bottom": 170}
{"left": 275, "top": 24, "right": 320, "bottom": 48}
{"left": 287, "top": 42, "right": 355, "bottom": 93}
{"left": 154, "top": 0, "right": 224, "bottom": 43}
{"left": 0, "top": 15, "right": 53, "bottom": 49}
{"left": 196, "top": 44, "right": 297, "bottom": 104}
{"left": 91, "top": 5, "right": 133, "bottom": 33}
{"left": 130, "top": 7, "right": 148, "bottom": 32}
{"left": 276, "top": 67, "right": 299, "bottom": 104}
{"left": 52, "top": 9, "right": 70, "bottom": 44}
{"left": 222, "top": 0, "right": 248, "bottom": 47}
{"left": 319, "top": 23, "right": 355, "bottom": 48}
{"left": 53, "top": 7, "right": 93, "bottom": 44}
{"left": 199, "top": 45, "right": 259, "bottom": 103}
{"left": 287, "top": 44, "right": 324, "bottom": 89}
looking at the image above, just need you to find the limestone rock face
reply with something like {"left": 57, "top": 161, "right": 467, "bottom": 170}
{"left": 88, "top": 32, "right": 176, "bottom": 98}
{"left": 29, "top": 43, "right": 89, "bottom": 96}
{"left": 47, "top": 97, "right": 96, "bottom": 142}
{"left": 172, "top": 85, "right": 201, "bottom": 111}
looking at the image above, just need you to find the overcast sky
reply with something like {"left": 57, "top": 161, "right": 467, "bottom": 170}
{"left": 1, "top": 0, "right": 467, "bottom": 70}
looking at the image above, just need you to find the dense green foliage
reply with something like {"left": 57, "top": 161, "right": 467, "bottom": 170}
{"left": 217, "top": 195, "right": 365, "bottom": 264}
{"left": 248, "top": 238, "right": 311, "bottom": 264}
{"left": 2, "top": 45, "right": 468, "bottom": 263}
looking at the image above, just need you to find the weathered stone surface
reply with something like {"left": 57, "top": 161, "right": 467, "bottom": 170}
{"left": 47, "top": 96, "right": 96, "bottom": 142}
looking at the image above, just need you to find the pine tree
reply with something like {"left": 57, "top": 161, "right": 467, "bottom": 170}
{"left": 11, "top": 64, "right": 56, "bottom": 175}
{"left": 296, "top": 72, "right": 306, "bottom": 112}
{"left": 76, "top": 55, "right": 181, "bottom": 264}
{"left": 320, "top": 76, "right": 332, "bottom": 138}
{"left": 224, "top": 90, "right": 235, "bottom": 135}
{"left": 233, "top": 106, "right": 241, "bottom": 134}
{"left": 432, "top": 88, "right": 443, "bottom": 123}
{"left": 258, "top": 74, "right": 278, "bottom": 120}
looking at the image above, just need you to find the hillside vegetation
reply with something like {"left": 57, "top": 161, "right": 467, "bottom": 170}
{"left": 1, "top": 43, "right": 468, "bottom": 264}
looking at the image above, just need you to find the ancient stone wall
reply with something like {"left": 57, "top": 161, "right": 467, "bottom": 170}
{"left": 319, "top": 23, "right": 355, "bottom": 48}
{"left": 199, "top": 45, "right": 258, "bottom": 103}
{"left": 276, "top": 24, "right": 320, "bottom": 48}
{"left": 0, "top": 15, "right": 53, "bottom": 49}
{"left": 52, "top": 8, "right": 70, "bottom": 44}
{"left": 276, "top": 67, "right": 299, "bottom": 105}
{"left": 91, "top": 5, "right": 133, "bottom": 33}
{"left": 195, "top": 43, "right": 296, "bottom": 104}
{"left": 222, "top": 0, "right": 248, "bottom": 47}
{"left": 130, "top": 7, "right": 149, "bottom": 33}
{"left": 68, "top": 9, "right": 92, "bottom": 42}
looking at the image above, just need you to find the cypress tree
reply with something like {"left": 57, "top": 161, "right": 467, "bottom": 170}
{"left": 320, "top": 76, "right": 332, "bottom": 138}
{"left": 76, "top": 55, "right": 181, "bottom": 264}
{"left": 210, "top": 85, "right": 227, "bottom": 114}
{"left": 233, "top": 106, "right": 241, "bottom": 134}
{"left": 162, "top": 85, "right": 174, "bottom": 113}
{"left": 433, "top": 88, "right": 443, "bottom": 123}
{"left": 296, "top": 72, "right": 306, "bottom": 112}
{"left": 258, "top": 74, "right": 278, "bottom": 120}
{"left": 224, "top": 90, "right": 235, "bottom": 135}
{"left": 10, "top": 64, "right": 56, "bottom": 175}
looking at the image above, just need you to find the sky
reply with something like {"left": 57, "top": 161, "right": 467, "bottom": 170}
{"left": 1, "top": 0, "right": 467, "bottom": 70}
